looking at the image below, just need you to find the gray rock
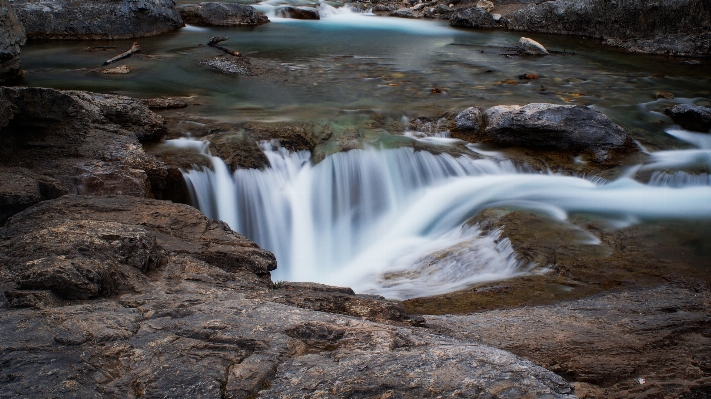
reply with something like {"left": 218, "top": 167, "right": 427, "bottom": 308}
{"left": 0, "top": 0, "right": 25, "bottom": 81}
{"left": 179, "top": 2, "right": 269, "bottom": 26}
{"left": 665, "top": 104, "right": 711, "bottom": 133}
{"left": 274, "top": 6, "right": 320, "bottom": 20}
{"left": 390, "top": 8, "right": 417, "bottom": 18}
{"left": 141, "top": 97, "right": 189, "bottom": 110}
{"left": 503, "top": 0, "right": 711, "bottom": 56}
{"left": 455, "top": 106, "right": 484, "bottom": 132}
{"left": 483, "top": 103, "right": 628, "bottom": 152}
{"left": 201, "top": 56, "right": 255, "bottom": 76}
{"left": 11, "top": 0, "right": 183, "bottom": 40}
{"left": 450, "top": 6, "right": 499, "bottom": 28}
{"left": 519, "top": 36, "right": 549, "bottom": 55}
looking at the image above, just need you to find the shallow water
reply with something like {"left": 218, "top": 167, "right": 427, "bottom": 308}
{"left": 19, "top": 5, "right": 711, "bottom": 298}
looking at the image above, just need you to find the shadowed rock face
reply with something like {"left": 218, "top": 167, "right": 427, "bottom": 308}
{"left": 0, "top": 87, "right": 184, "bottom": 221}
{"left": 274, "top": 6, "right": 320, "bottom": 20}
{"left": 665, "top": 104, "right": 711, "bottom": 133}
{"left": 178, "top": 2, "right": 269, "bottom": 26}
{"left": 0, "top": 0, "right": 25, "bottom": 81}
{"left": 450, "top": 6, "right": 500, "bottom": 28}
{"left": 503, "top": 0, "right": 711, "bottom": 56}
{"left": 11, "top": 0, "right": 184, "bottom": 40}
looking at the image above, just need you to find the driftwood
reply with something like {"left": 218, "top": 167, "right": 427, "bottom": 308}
{"left": 207, "top": 36, "right": 241, "bottom": 57}
{"left": 102, "top": 42, "right": 141, "bottom": 66}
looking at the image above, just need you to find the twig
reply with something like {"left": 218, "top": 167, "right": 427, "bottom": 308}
{"left": 102, "top": 42, "right": 140, "bottom": 66}
{"left": 207, "top": 36, "right": 242, "bottom": 57}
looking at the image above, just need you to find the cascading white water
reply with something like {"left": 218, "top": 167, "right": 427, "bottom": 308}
{"left": 176, "top": 138, "right": 711, "bottom": 300}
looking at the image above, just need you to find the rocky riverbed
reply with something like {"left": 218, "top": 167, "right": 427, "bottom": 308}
{"left": 2, "top": 0, "right": 711, "bottom": 398}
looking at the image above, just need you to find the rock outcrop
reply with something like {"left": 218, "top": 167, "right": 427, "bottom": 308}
{"left": 0, "top": 195, "right": 577, "bottom": 398}
{"left": 665, "top": 104, "right": 711, "bottom": 133}
{"left": 179, "top": 2, "right": 269, "bottom": 26}
{"left": 10, "top": 0, "right": 184, "bottom": 40}
{"left": 482, "top": 103, "right": 629, "bottom": 153}
{"left": 503, "top": 0, "right": 711, "bottom": 56}
{"left": 0, "top": 0, "right": 25, "bottom": 81}
{"left": 0, "top": 87, "right": 183, "bottom": 222}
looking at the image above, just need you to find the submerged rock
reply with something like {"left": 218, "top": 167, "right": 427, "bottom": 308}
{"left": 178, "top": 2, "right": 269, "bottom": 26}
{"left": 201, "top": 56, "right": 255, "bottom": 76}
{"left": 450, "top": 6, "right": 499, "bottom": 28}
{"left": 0, "top": 0, "right": 25, "bottom": 81}
{"left": 665, "top": 104, "right": 711, "bottom": 133}
{"left": 274, "top": 6, "right": 320, "bottom": 20}
{"left": 503, "top": 0, "right": 711, "bottom": 56}
{"left": 11, "top": 0, "right": 184, "bottom": 40}
{"left": 482, "top": 103, "right": 628, "bottom": 152}
{"left": 518, "top": 36, "right": 549, "bottom": 55}
{"left": 101, "top": 65, "right": 131, "bottom": 74}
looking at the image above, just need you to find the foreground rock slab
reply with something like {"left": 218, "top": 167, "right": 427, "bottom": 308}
{"left": 0, "top": 195, "right": 576, "bottom": 399}
{"left": 11, "top": 0, "right": 184, "bottom": 39}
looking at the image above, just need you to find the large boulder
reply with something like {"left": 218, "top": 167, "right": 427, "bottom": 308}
{"left": 178, "top": 2, "right": 269, "bottom": 26}
{"left": 503, "top": 0, "right": 711, "bottom": 56}
{"left": 482, "top": 103, "right": 628, "bottom": 152}
{"left": 665, "top": 104, "right": 711, "bottom": 132}
{"left": 0, "top": 0, "right": 25, "bottom": 81}
{"left": 10, "top": 0, "right": 184, "bottom": 40}
{"left": 450, "top": 6, "right": 500, "bottom": 28}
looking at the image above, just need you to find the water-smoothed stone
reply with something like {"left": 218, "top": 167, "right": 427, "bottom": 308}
{"left": 0, "top": 87, "right": 173, "bottom": 202}
{"left": 201, "top": 55, "right": 256, "bottom": 76}
{"left": 665, "top": 104, "right": 711, "bottom": 132}
{"left": 178, "top": 2, "right": 269, "bottom": 26}
{"left": 450, "top": 6, "right": 499, "bottom": 28}
{"left": 482, "top": 103, "right": 629, "bottom": 152}
{"left": 519, "top": 36, "right": 549, "bottom": 55}
{"left": 11, "top": 0, "right": 184, "bottom": 40}
{"left": 274, "top": 6, "right": 320, "bottom": 20}
{"left": 0, "top": 0, "right": 25, "bottom": 82}
{"left": 141, "top": 97, "right": 189, "bottom": 110}
{"left": 503, "top": 0, "right": 711, "bottom": 56}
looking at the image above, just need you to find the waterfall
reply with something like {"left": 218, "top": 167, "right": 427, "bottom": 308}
{"left": 177, "top": 139, "right": 711, "bottom": 300}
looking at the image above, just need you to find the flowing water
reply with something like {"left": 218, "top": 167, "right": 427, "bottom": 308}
{"left": 19, "top": 3, "right": 711, "bottom": 299}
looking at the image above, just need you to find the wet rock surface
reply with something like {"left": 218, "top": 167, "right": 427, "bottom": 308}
{"left": 0, "top": 0, "right": 25, "bottom": 82}
{"left": 0, "top": 195, "right": 577, "bottom": 399}
{"left": 450, "top": 6, "right": 500, "bottom": 28}
{"left": 0, "top": 87, "right": 181, "bottom": 216}
{"left": 665, "top": 104, "right": 711, "bottom": 133}
{"left": 503, "top": 0, "right": 711, "bottom": 56}
{"left": 201, "top": 55, "right": 257, "bottom": 76}
{"left": 11, "top": 0, "right": 184, "bottom": 40}
{"left": 178, "top": 2, "right": 269, "bottom": 26}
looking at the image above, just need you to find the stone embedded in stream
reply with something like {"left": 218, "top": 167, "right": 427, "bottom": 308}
{"left": 454, "top": 105, "right": 484, "bottom": 132}
{"left": 10, "top": 0, "right": 184, "bottom": 40}
{"left": 178, "top": 2, "right": 269, "bottom": 26}
{"left": 481, "top": 103, "right": 629, "bottom": 153}
{"left": 518, "top": 36, "right": 549, "bottom": 55}
{"left": 665, "top": 104, "right": 711, "bottom": 133}
{"left": 201, "top": 56, "right": 256, "bottom": 76}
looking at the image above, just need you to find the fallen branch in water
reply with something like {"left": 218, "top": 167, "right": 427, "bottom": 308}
{"left": 207, "top": 36, "right": 242, "bottom": 57}
{"left": 102, "top": 42, "right": 140, "bottom": 66}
